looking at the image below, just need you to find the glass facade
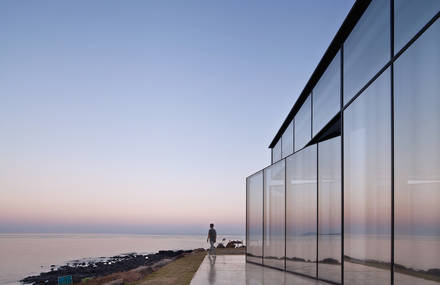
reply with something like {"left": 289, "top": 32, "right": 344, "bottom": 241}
{"left": 294, "top": 96, "right": 311, "bottom": 152}
{"left": 263, "top": 160, "right": 285, "bottom": 269}
{"left": 313, "top": 51, "right": 341, "bottom": 137}
{"left": 250, "top": 2, "right": 440, "bottom": 284}
{"left": 286, "top": 145, "right": 317, "bottom": 277}
{"left": 246, "top": 171, "right": 263, "bottom": 264}
{"left": 394, "top": 19, "right": 440, "bottom": 284}
{"left": 318, "top": 137, "right": 341, "bottom": 283}
{"left": 344, "top": 70, "right": 391, "bottom": 285}
{"left": 281, "top": 121, "right": 294, "bottom": 159}
{"left": 394, "top": 0, "right": 440, "bottom": 53}
{"left": 343, "top": 0, "right": 390, "bottom": 104}
{"left": 272, "top": 139, "right": 281, "bottom": 163}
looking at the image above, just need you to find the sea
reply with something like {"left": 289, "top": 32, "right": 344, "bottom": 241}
{"left": 0, "top": 233, "right": 245, "bottom": 285}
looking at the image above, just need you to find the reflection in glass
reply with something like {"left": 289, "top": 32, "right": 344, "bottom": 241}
{"left": 272, "top": 140, "right": 281, "bottom": 163}
{"left": 343, "top": 70, "right": 391, "bottom": 284}
{"left": 295, "top": 96, "right": 311, "bottom": 152}
{"left": 246, "top": 171, "right": 263, "bottom": 264}
{"left": 313, "top": 51, "right": 341, "bottom": 136}
{"left": 318, "top": 137, "right": 341, "bottom": 283}
{"left": 394, "top": 20, "right": 440, "bottom": 284}
{"left": 394, "top": 0, "right": 440, "bottom": 53}
{"left": 344, "top": 0, "right": 390, "bottom": 104}
{"left": 264, "top": 160, "right": 285, "bottom": 269}
{"left": 282, "top": 121, "right": 294, "bottom": 159}
{"left": 286, "top": 145, "right": 317, "bottom": 277}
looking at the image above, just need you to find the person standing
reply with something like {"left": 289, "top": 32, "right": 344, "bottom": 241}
{"left": 207, "top": 223, "right": 217, "bottom": 255}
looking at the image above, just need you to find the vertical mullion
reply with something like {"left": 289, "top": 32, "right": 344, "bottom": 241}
{"left": 390, "top": 0, "right": 395, "bottom": 284}
{"left": 316, "top": 144, "right": 319, "bottom": 279}
{"left": 340, "top": 44, "right": 345, "bottom": 285}
{"left": 284, "top": 158, "right": 287, "bottom": 271}
{"left": 246, "top": 178, "right": 248, "bottom": 261}
{"left": 311, "top": 92, "right": 314, "bottom": 140}
{"left": 262, "top": 171, "right": 265, "bottom": 265}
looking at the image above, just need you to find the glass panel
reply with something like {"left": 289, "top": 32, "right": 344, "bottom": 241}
{"left": 343, "top": 70, "right": 391, "bottom": 284}
{"left": 294, "top": 96, "right": 311, "bottom": 151}
{"left": 246, "top": 171, "right": 263, "bottom": 264}
{"left": 263, "top": 160, "right": 285, "bottom": 269}
{"left": 394, "top": 20, "right": 440, "bottom": 284}
{"left": 313, "top": 51, "right": 341, "bottom": 136}
{"left": 318, "top": 137, "right": 341, "bottom": 283}
{"left": 272, "top": 140, "right": 282, "bottom": 163}
{"left": 394, "top": 0, "right": 440, "bottom": 53}
{"left": 286, "top": 145, "right": 317, "bottom": 277}
{"left": 282, "top": 121, "right": 294, "bottom": 158}
{"left": 344, "top": 0, "right": 390, "bottom": 104}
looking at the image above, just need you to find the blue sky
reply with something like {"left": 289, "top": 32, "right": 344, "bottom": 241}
{"left": 0, "top": 0, "right": 354, "bottom": 234}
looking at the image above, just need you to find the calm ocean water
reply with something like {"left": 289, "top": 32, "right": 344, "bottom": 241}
{"left": 0, "top": 233, "right": 244, "bottom": 285}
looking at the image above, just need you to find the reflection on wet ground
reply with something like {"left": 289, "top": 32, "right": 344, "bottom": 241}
{"left": 190, "top": 255, "right": 325, "bottom": 285}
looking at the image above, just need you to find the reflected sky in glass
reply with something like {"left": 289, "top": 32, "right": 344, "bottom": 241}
{"left": 247, "top": 171, "right": 263, "bottom": 264}
{"left": 281, "top": 121, "right": 294, "bottom": 159}
{"left": 272, "top": 140, "right": 282, "bottom": 163}
{"left": 294, "top": 96, "right": 311, "bottom": 151}
{"left": 394, "top": 0, "right": 440, "bottom": 53}
{"left": 343, "top": 0, "right": 390, "bottom": 104}
{"left": 394, "top": 19, "right": 440, "bottom": 281}
{"left": 286, "top": 145, "right": 317, "bottom": 277}
{"left": 318, "top": 137, "right": 341, "bottom": 283}
{"left": 343, "top": 69, "right": 391, "bottom": 285}
{"left": 264, "top": 160, "right": 285, "bottom": 270}
{"left": 313, "top": 51, "right": 340, "bottom": 136}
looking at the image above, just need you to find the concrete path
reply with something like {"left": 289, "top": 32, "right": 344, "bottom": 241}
{"left": 190, "top": 255, "right": 326, "bottom": 285}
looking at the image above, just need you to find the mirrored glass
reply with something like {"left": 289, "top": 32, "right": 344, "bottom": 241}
{"left": 343, "top": 70, "right": 391, "bottom": 284}
{"left": 286, "top": 145, "right": 317, "bottom": 277}
{"left": 318, "top": 137, "right": 341, "bottom": 283}
{"left": 282, "top": 121, "right": 294, "bottom": 159}
{"left": 344, "top": 0, "right": 390, "bottom": 104}
{"left": 264, "top": 160, "right": 285, "bottom": 269}
{"left": 247, "top": 171, "right": 264, "bottom": 264}
{"left": 294, "top": 96, "right": 311, "bottom": 151}
{"left": 313, "top": 51, "right": 341, "bottom": 136}
{"left": 394, "top": 0, "right": 440, "bottom": 53}
{"left": 394, "top": 20, "right": 440, "bottom": 284}
{"left": 272, "top": 140, "right": 282, "bottom": 163}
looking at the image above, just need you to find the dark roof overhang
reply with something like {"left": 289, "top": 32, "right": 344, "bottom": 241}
{"left": 268, "top": 0, "right": 371, "bottom": 148}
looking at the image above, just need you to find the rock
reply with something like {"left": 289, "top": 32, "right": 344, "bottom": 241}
{"left": 427, "top": 268, "right": 440, "bottom": 277}
{"left": 287, "top": 257, "right": 306, "bottom": 262}
{"left": 193, "top": 248, "right": 206, "bottom": 253}
{"left": 226, "top": 240, "right": 242, "bottom": 248}
{"left": 320, "top": 258, "right": 340, "bottom": 265}
{"left": 21, "top": 249, "right": 192, "bottom": 285}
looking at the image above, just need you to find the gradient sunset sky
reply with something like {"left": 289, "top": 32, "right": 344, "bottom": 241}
{"left": 0, "top": 0, "right": 354, "bottom": 234}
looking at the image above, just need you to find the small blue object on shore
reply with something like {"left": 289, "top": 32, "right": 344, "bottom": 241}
{"left": 58, "top": 275, "right": 73, "bottom": 285}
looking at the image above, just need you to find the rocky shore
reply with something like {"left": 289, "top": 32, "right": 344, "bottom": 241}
{"left": 21, "top": 249, "right": 196, "bottom": 285}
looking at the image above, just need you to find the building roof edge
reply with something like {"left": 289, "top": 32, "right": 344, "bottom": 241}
{"left": 268, "top": 0, "right": 371, "bottom": 148}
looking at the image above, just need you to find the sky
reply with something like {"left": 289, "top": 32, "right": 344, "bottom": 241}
{"left": 0, "top": 0, "right": 355, "bottom": 234}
